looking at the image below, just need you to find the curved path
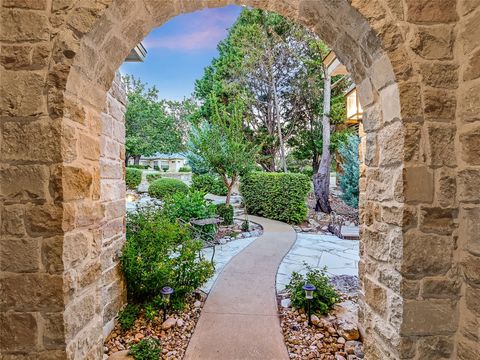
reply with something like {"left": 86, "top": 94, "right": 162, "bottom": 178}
{"left": 184, "top": 216, "right": 296, "bottom": 360}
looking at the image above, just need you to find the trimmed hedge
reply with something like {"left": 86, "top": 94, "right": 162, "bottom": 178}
{"left": 126, "top": 168, "right": 143, "bottom": 190}
{"left": 191, "top": 173, "right": 227, "bottom": 196}
{"left": 148, "top": 178, "right": 189, "bottom": 199}
{"left": 216, "top": 204, "right": 234, "bottom": 225}
{"left": 179, "top": 166, "right": 192, "bottom": 173}
{"left": 240, "top": 172, "right": 311, "bottom": 224}
{"left": 146, "top": 173, "right": 162, "bottom": 183}
{"left": 128, "top": 164, "right": 149, "bottom": 169}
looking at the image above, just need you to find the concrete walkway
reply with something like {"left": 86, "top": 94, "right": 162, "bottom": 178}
{"left": 184, "top": 216, "right": 295, "bottom": 360}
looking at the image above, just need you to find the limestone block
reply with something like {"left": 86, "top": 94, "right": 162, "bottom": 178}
{"left": 406, "top": 0, "right": 458, "bottom": 23}
{"left": 461, "top": 12, "right": 480, "bottom": 55}
{"left": 41, "top": 312, "right": 65, "bottom": 350}
{"left": 424, "top": 88, "right": 456, "bottom": 122}
{"left": 419, "top": 62, "right": 458, "bottom": 89}
{"left": 0, "top": 70, "right": 46, "bottom": 116}
{"left": 401, "top": 299, "right": 457, "bottom": 335}
{"left": 79, "top": 133, "right": 100, "bottom": 161}
{"left": 427, "top": 124, "right": 456, "bottom": 167}
{"left": 464, "top": 48, "right": 480, "bottom": 81}
{"left": 403, "top": 166, "right": 434, "bottom": 204}
{"left": 0, "top": 312, "right": 38, "bottom": 352}
{"left": 410, "top": 25, "right": 455, "bottom": 60}
{"left": 1, "top": 119, "right": 61, "bottom": 162}
{"left": 457, "top": 169, "right": 480, "bottom": 202}
{"left": 462, "top": 254, "right": 480, "bottom": 286}
{"left": 460, "top": 124, "right": 480, "bottom": 165}
{"left": 379, "top": 121, "right": 404, "bottom": 166}
{"left": 403, "top": 122, "right": 422, "bottom": 162}
{"left": 0, "top": 237, "right": 39, "bottom": 272}
{"left": 397, "top": 81, "right": 423, "bottom": 120}
{"left": 458, "top": 81, "right": 480, "bottom": 122}
{"left": 465, "top": 284, "right": 480, "bottom": 316}
{"left": 422, "top": 276, "right": 461, "bottom": 299}
{"left": 363, "top": 277, "right": 387, "bottom": 317}
{"left": 1, "top": 205, "right": 25, "bottom": 236}
{"left": 25, "top": 204, "right": 64, "bottom": 236}
{"left": 416, "top": 335, "right": 454, "bottom": 358}
{"left": 0, "top": 273, "right": 63, "bottom": 312}
{"left": 459, "top": 206, "right": 480, "bottom": 254}
{"left": 402, "top": 231, "right": 453, "bottom": 278}
{"left": 0, "top": 9, "right": 49, "bottom": 41}
{"left": 63, "top": 166, "right": 93, "bottom": 201}
{"left": 419, "top": 206, "right": 457, "bottom": 235}
{"left": 437, "top": 169, "right": 456, "bottom": 207}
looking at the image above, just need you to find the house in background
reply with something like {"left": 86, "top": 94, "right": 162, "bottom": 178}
{"left": 128, "top": 153, "right": 188, "bottom": 172}
{"left": 323, "top": 51, "right": 365, "bottom": 172}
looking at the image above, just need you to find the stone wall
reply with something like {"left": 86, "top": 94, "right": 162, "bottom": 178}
{"left": 0, "top": 1, "right": 479, "bottom": 359}
{"left": 100, "top": 72, "right": 127, "bottom": 338}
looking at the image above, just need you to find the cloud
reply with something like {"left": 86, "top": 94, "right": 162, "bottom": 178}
{"left": 144, "top": 7, "right": 240, "bottom": 51}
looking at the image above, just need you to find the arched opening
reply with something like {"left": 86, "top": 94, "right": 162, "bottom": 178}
{"left": 1, "top": 1, "right": 477, "bottom": 359}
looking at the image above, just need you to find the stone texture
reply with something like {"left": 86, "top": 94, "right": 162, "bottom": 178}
{"left": 1, "top": 1, "right": 478, "bottom": 360}
{"left": 460, "top": 125, "right": 480, "bottom": 165}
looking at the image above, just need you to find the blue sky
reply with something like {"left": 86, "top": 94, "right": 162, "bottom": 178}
{"left": 120, "top": 5, "right": 242, "bottom": 101}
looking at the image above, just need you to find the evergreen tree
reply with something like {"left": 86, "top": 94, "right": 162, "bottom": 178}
{"left": 338, "top": 135, "right": 360, "bottom": 208}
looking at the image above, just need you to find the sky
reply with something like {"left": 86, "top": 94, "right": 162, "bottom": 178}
{"left": 120, "top": 5, "right": 243, "bottom": 101}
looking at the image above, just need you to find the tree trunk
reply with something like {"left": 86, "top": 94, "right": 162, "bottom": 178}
{"left": 314, "top": 70, "right": 332, "bottom": 213}
{"left": 133, "top": 155, "right": 141, "bottom": 165}
{"left": 222, "top": 174, "right": 237, "bottom": 207}
{"left": 272, "top": 77, "right": 287, "bottom": 173}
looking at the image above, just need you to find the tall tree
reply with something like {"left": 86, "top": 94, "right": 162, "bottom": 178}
{"left": 123, "top": 75, "right": 184, "bottom": 164}
{"left": 187, "top": 97, "right": 257, "bottom": 206}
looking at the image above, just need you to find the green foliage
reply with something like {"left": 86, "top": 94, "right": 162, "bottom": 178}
{"left": 187, "top": 99, "right": 257, "bottom": 205}
{"left": 117, "top": 304, "right": 140, "bottom": 331}
{"left": 338, "top": 135, "right": 360, "bottom": 208}
{"left": 126, "top": 168, "right": 143, "bottom": 190}
{"left": 286, "top": 265, "right": 339, "bottom": 315}
{"left": 146, "top": 173, "right": 162, "bottom": 183}
{"left": 129, "top": 338, "right": 161, "bottom": 360}
{"left": 178, "top": 166, "right": 191, "bottom": 172}
{"left": 148, "top": 178, "right": 189, "bottom": 199}
{"left": 216, "top": 204, "right": 234, "bottom": 225}
{"left": 191, "top": 173, "right": 228, "bottom": 196}
{"left": 124, "top": 75, "right": 184, "bottom": 161}
{"left": 241, "top": 219, "right": 250, "bottom": 232}
{"left": 122, "top": 207, "right": 214, "bottom": 308}
{"left": 163, "top": 191, "right": 216, "bottom": 223}
{"left": 240, "top": 172, "right": 311, "bottom": 224}
{"left": 128, "top": 164, "right": 149, "bottom": 169}
{"left": 143, "top": 303, "right": 157, "bottom": 323}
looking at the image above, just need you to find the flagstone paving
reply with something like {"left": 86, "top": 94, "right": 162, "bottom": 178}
{"left": 184, "top": 216, "right": 295, "bottom": 360}
{"left": 276, "top": 233, "right": 359, "bottom": 292}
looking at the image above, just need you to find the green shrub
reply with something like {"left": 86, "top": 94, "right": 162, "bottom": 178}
{"left": 240, "top": 172, "right": 311, "bottom": 224}
{"left": 179, "top": 166, "right": 191, "bottom": 172}
{"left": 338, "top": 135, "right": 360, "bottom": 208}
{"left": 146, "top": 173, "right": 161, "bottom": 183}
{"left": 191, "top": 173, "right": 227, "bottom": 196}
{"left": 216, "top": 204, "right": 234, "bottom": 225}
{"left": 126, "top": 168, "right": 143, "bottom": 190}
{"left": 163, "top": 191, "right": 217, "bottom": 237}
{"left": 128, "top": 164, "right": 149, "bottom": 170}
{"left": 122, "top": 207, "right": 214, "bottom": 308}
{"left": 129, "top": 338, "right": 161, "bottom": 360}
{"left": 117, "top": 304, "right": 140, "bottom": 331}
{"left": 153, "top": 165, "right": 160, "bottom": 171}
{"left": 286, "top": 264, "right": 339, "bottom": 315}
{"left": 148, "top": 178, "right": 189, "bottom": 199}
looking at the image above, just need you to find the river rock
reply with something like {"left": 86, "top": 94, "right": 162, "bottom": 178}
{"left": 162, "top": 317, "right": 177, "bottom": 330}
{"left": 108, "top": 350, "right": 133, "bottom": 360}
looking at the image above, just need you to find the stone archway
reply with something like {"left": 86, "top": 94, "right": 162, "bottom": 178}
{"left": 1, "top": 1, "right": 478, "bottom": 359}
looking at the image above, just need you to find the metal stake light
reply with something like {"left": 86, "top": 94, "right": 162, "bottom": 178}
{"left": 303, "top": 284, "right": 316, "bottom": 326}
{"left": 161, "top": 286, "right": 174, "bottom": 322}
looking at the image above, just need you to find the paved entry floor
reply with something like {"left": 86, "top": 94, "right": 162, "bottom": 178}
{"left": 276, "top": 233, "right": 360, "bottom": 291}
{"left": 184, "top": 216, "right": 295, "bottom": 360}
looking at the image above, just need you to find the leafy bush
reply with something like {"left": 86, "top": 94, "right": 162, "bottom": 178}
{"left": 179, "top": 166, "right": 191, "bottom": 172}
{"left": 216, "top": 204, "right": 234, "bottom": 225}
{"left": 240, "top": 172, "right": 311, "bottom": 224}
{"left": 163, "top": 190, "right": 216, "bottom": 224}
{"left": 122, "top": 207, "right": 214, "bottom": 308}
{"left": 129, "top": 338, "right": 161, "bottom": 360}
{"left": 338, "top": 135, "right": 360, "bottom": 208}
{"left": 117, "top": 304, "right": 140, "bottom": 331}
{"left": 128, "top": 164, "right": 149, "bottom": 170}
{"left": 126, "top": 168, "right": 143, "bottom": 190}
{"left": 153, "top": 165, "right": 160, "bottom": 171}
{"left": 286, "top": 265, "right": 339, "bottom": 315}
{"left": 241, "top": 219, "right": 249, "bottom": 232}
{"left": 191, "top": 173, "right": 228, "bottom": 196}
{"left": 146, "top": 173, "right": 161, "bottom": 183}
{"left": 148, "top": 178, "right": 189, "bottom": 199}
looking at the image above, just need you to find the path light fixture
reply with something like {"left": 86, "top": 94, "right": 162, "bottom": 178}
{"left": 303, "top": 284, "right": 316, "bottom": 326}
{"left": 161, "top": 286, "right": 174, "bottom": 322}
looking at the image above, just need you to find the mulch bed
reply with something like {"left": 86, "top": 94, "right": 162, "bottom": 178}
{"left": 104, "top": 293, "right": 206, "bottom": 360}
